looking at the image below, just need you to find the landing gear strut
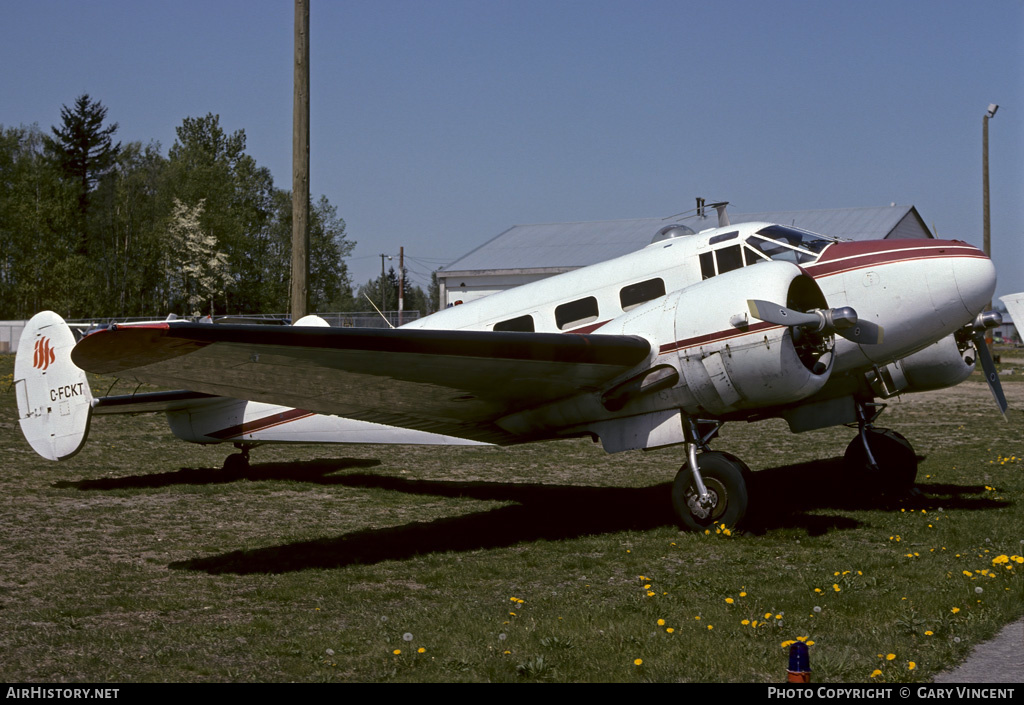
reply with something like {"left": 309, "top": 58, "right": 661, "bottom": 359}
{"left": 844, "top": 402, "right": 917, "bottom": 496}
{"left": 671, "top": 419, "right": 752, "bottom": 531}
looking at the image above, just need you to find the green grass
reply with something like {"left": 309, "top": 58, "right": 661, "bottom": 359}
{"left": 0, "top": 353, "right": 1021, "bottom": 682}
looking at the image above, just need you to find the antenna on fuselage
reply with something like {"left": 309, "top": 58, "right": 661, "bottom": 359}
{"left": 707, "top": 201, "right": 730, "bottom": 227}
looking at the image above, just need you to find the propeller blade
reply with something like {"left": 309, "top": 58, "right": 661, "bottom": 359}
{"left": 747, "top": 300, "right": 821, "bottom": 329}
{"left": 972, "top": 331, "right": 1008, "bottom": 419}
{"left": 837, "top": 320, "right": 884, "bottom": 345}
{"left": 747, "top": 300, "right": 883, "bottom": 344}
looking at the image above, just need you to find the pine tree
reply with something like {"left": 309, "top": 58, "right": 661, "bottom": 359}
{"left": 44, "top": 94, "right": 120, "bottom": 214}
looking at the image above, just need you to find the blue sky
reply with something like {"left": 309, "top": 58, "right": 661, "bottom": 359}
{"left": 2, "top": 0, "right": 1021, "bottom": 300}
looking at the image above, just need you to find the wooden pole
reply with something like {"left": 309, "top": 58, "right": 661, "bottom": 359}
{"left": 398, "top": 246, "right": 404, "bottom": 326}
{"left": 291, "top": 0, "right": 310, "bottom": 321}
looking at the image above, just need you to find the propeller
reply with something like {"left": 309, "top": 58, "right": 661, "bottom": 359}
{"left": 747, "top": 300, "right": 884, "bottom": 345}
{"left": 964, "top": 311, "right": 1008, "bottom": 419}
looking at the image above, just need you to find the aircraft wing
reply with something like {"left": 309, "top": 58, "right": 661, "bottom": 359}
{"left": 72, "top": 323, "right": 651, "bottom": 444}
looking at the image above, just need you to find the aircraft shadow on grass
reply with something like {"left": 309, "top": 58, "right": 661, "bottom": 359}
{"left": 52, "top": 458, "right": 383, "bottom": 490}
{"left": 139, "top": 455, "right": 1011, "bottom": 575}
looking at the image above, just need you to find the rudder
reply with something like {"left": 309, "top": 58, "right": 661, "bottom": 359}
{"left": 14, "top": 311, "right": 93, "bottom": 460}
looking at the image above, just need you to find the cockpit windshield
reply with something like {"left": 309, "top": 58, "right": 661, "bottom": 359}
{"left": 745, "top": 225, "right": 835, "bottom": 265}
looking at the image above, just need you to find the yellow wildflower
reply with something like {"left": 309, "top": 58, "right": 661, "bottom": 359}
{"left": 886, "top": 653, "right": 896, "bottom": 661}
{"left": 634, "top": 658, "right": 643, "bottom": 666}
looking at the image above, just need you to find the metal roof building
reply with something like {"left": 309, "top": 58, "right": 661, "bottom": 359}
{"left": 439, "top": 204, "right": 931, "bottom": 305}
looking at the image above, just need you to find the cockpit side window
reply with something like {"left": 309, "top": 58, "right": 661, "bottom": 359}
{"left": 750, "top": 225, "right": 833, "bottom": 264}
{"left": 715, "top": 244, "right": 744, "bottom": 274}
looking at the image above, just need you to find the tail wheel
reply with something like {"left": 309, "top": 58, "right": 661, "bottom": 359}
{"left": 672, "top": 451, "right": 752, "bottom": 531}
{"left": 844, "top": 428, "right": 917, "bottom": 496}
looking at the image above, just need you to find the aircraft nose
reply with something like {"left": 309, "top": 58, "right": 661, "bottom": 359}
{"left": 951, "top": 250, "right": 996, "bottom": 316}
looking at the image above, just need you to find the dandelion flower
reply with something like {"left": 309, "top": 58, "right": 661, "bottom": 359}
{"left": 886, "top": 653, "right": 896, "bottom": 661}
{"left": 725, "top": 597, "right": 734, "bottom": 604}
{"left": 925, "top": 631, "right": 934, "bottom": 636}
{"left": 418, "top": 647, "right": 426, "bottom": 654}
{"left": 666, "top": 628, "right": 674, "bottom": 633}
{"left": 951, "top": 607, "right": 960, "bottom": 614}
{"left": 741, "top": 619, "right": 750, "bottom": 626}
{"left": 393, "top": 649, "right": 401, "bottom": 655}
{"left": 634, "top": 658, "right": 643, "bottom": 666}
{"left": 870, "top": 669, "right": 882, "bottom": 678}
{"left": 403, "top": 632, "right": 413, "bottom": 642}
{"left": 657, "top": 619, "right": 665, "bottom": 626}
{"left": 739, "top": 592, "right": 747, "bottom": 597}
{"left": 813, "top": 606, "right": 822, "bottom": 613}
{"left": 908, "top": 662, "right": 916, "bottom": 670}
{"left": 975, "top": 587, "right": 983, "bottom": 594}
{"left": 707, "top": 624, "right": 713, "bottom": 630}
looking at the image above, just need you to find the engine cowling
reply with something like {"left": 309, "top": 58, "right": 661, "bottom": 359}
{"left": 870, "top": 334, "right": 973, "bottom": 397}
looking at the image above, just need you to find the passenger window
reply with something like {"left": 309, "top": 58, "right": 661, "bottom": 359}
{"left": 619, "top": 278, "right": 666, "bottom": 311}
{"left": 716, "top": 245, "right": 743, "bottom": 274}
{"left": 494, "top": 315, "right": 535, "bottom": 332}
{"left": 555, "top": 297, "right": 599, "bottom": 330}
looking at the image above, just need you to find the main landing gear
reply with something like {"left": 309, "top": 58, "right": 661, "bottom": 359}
{"left": 671, "top": 419, "right": 752, "bottom": 532}
{"left": 222, "top": 443, "right": 254, "bottom": 474}
{"left": 844, "top": 402, "right": 918, "bottom": 496}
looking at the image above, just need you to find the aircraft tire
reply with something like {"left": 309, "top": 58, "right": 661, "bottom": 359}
{"left": 222, "top": 453, "right": 249, "bottom": 475}
{"left": 672, "top": 451, "right": 752, "bottom": 532}
{"left": 843, "top": 428, "right": 917, "bottom": 496}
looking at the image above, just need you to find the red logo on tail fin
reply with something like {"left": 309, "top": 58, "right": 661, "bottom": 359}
{"left": 33, "top": 337, "right": 56, "bottom": 371}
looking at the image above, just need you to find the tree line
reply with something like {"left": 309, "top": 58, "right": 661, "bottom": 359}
{"left": 1, "top": 95, "right": 435, "bottom": 321}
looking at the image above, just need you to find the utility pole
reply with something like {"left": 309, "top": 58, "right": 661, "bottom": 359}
{"left": 290, "top": 0, "right": 310, "bottom": 321}
{"left": 398, "top": 246, "right": 405, "bottom": 326}
{"left": 380, "top": 253, "right": 391, "bottom": 315}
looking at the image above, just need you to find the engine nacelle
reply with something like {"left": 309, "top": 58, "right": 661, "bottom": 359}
{"left": 602, "top": 261, "right": 836, "bottom": 417}
{"left": 870, "top": 334, "right": 973, "bottom": 398}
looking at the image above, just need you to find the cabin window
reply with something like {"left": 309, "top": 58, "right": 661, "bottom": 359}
{"left": 493, "top": 314, "right": 535, "bottom": 332}
{"left": 555, "top": 296, "right": 599, "bottom": 330}
{"left": 619, "top": 278, "right": 666, "bottom": 312}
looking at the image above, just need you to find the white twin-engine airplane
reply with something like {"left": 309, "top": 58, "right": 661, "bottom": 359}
{"left": 14, "top": 218, "right": 1007, "bottom": 530}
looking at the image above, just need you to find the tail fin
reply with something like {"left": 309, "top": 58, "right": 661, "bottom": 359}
{"left": 14, "top": 311, "right": 93, "bottom": 460}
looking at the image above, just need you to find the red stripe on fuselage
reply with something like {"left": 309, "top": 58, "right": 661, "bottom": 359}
{"left": 807, "top": 240, "right": 985, "bottom": 278}
{"left": 658, "top": 321, "right": 777, "bottom": 355}
{"left": 207, "top": 408, "right": 316, "bottom": 440}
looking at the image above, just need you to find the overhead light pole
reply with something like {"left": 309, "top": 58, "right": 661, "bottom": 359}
{"left": 983, "top": 103, "right": 998, "bottom": 261}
